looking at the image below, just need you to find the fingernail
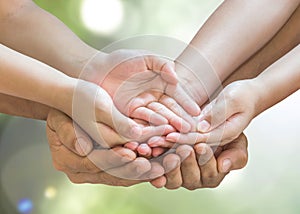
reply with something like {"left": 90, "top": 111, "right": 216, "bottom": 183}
{"left": 195, "top": 144, "right": 207, "bottom": 155}
{"left": 177, "top": 150, "right": 191, "bottom": 160}
{"left": 137, "top": 144, "right": 149, "bottom": 155}
{"left": 197, "top": 120, "right": 210, "bottom": 132}
{"left": 166, "top": 133, "right": 180, "bottom": 142}
{"left": 200, "top": 146, "right": 207, "bottom": 155}
{"left": 76, "top": 138, "right": 92, "bottom": 156}
{"left": 222, "top": 159, "right": 232, "bottom": 173}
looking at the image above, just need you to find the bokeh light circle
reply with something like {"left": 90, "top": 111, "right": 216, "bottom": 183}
{"left": 80, "top": 0, "right": 124, "bottom": 34}
{"left": 17, "top": 198, "right": 33, "bottom": 214}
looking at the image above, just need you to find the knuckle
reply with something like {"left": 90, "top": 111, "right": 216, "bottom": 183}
{"left": 202, "top": 171, "right": 219, "bottom": 179}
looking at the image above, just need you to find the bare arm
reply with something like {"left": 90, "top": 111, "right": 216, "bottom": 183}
{"left": 224, "top": 5, "right": 300, "bottom": 86}
{"left": 176, "top": 0, "right": 299, "bottom": 103}
{"left": 0, "top": 0, "right": 98, "bottom": 78}
{"left": 0, "top": 93, "right": 49, "bottom": 120}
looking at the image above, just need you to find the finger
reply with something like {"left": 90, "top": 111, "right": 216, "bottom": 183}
{"left": 131, "top": 107, "right": 168, "bottom": 125}
{"left": 147, "top": 102, "right": 191, "bottom": 133}
{"left": 138, "top": 124, "right": 176, "bottom": 142}
{"left": 139, "top": 162, "right": 165, "bottom": 180}
{"left": 197, "top": 94, "right": 234, "bottom": 133}
{"left": 159, "top": 95, "right": 197, "bottom": 131}
{"left": 95, "top": 123, "right": 128, "bottom": 148}
{"left": 47, "top": 139, "right": 100, "bottom": 174}
{"left": 87, "top": 147, "right": 136, "bottom": 171}
{"left": 145, "top": 56, "right": 178, "bottom": 85}
{"left": 150, "top": 176, "right": 167, "bottom": 188}
{"left": 166, "top": 132, "right": 206, "bottom": 145}
{"left": 217, "top": 134, "right": 248, "bottom": 173}
{"left": 106, "top": 157, "right": 151, "bottom": 180}
{"left": 165, "top": 84, "right": 201, "bottom": 117}
{"left": 137, "top": 144, "right": 152, "bottom": 158}
{"left": 152, "top": 147, "right": 167, "bottom": 157}
{"left": 127, "top": 92, "right": 159, "bottom": 115}
{"left": 124, "top": 142, "right": 139, "bottom": 152}
{"left": 47, "top": 109, "right": 93, "bottom": 156}
{"left": 176, "top": 145, "right": 201, "bottom": 190}
{"left": 163, "top": 154, "right": 182, "bottom": 189}
{"left": 108, "top": 103, "right": 144, "bottom": 140}
{"left": 197, "top": 114, "right": 249, "bottom": 146}
{"left": 66, "top": 171, "right": 142, "bottom": 186}
{"left": 148, "top": 136, "right": 174, "bottom": 148}
{"left": 195, "top": 143, "right": 226, "bottom": 188}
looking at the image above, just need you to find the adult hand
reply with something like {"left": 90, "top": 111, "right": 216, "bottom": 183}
{"left": 153, "top": 134, "right": 248, "bottom": 190}
{"left": 46, "top": 109, "right": 166, "bottom": 184}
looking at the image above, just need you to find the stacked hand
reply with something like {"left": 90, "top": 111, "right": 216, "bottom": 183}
{"left": 46, "top": 49, "right": 249, "bottom": 189}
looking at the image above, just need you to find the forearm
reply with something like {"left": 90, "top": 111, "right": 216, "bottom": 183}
{"left": 0, "top": 44, "right": 75, "bottom": 115}
{"left": 177, "top": 0, "right": 299, "bottom": 90}
{"left": 0, "top": 0, "right": 99, "bottom": 78}
{"left": 254, "top": 45, "right": 300, "bottom": 115}
{"left": 223, "top": 5, "right": 300, "bottom": 87}
{"left": 0, "top": 93, "right": 49, "bottom": 120}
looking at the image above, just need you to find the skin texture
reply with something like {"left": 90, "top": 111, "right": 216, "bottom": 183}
{"left": 0, "top": 1, "right": 299, "bottom": 189}
{"left": 196, "top": 45, "right": 300, "bottom": 146}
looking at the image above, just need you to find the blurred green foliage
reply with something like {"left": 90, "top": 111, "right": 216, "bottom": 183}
{"left": 1, "top": 1, "right": 300, "bottom": 214}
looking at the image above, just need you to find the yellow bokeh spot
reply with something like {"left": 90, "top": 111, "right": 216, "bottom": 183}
{"left": 44, "top": 186, "right": 57, "bottom": 199}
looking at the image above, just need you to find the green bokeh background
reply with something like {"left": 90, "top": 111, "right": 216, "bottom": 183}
{"left": 1, "top": 1, "right": 300, "bottom": 214}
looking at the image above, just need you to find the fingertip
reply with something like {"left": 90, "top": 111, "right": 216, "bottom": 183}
{"left": 162, "top": 62, "right": 178, "bottom": 85}
{"left": 135, "top": 157, "right": 152, "bottom": 175}
{"left": 152, "top": 147, "right": 166, "bottom": 157}
{"left": 220, "top": 159, "right": 232, "bottom": 173}
{"left": 148, "top": 162, "right": 165, "bottom": 179}
{"left": 137, "top": 144, "right": 152, "bottom": 157}
{"left": 197, "top": 120, "right": 211, "bottom": 133}
{"left": 112, "top": 147, "right": 137, "bottom": 163}
{"left": 150, "top": 176, "right": 167, "bottom": 188}
{"left": 166, "top": 133, "right": 180, "bottom": 142}
{"left": 124, "top": 142, "right": 139, "bottom": 151}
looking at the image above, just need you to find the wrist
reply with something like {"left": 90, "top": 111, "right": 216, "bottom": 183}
{"left": 77, "top": 51, "right": 109, "bottom": 84}
{"left": 248, "top": 78, "right": 267, "bottom": 117}
{"left": 51, "top": 77, "right": 78, "bottom": 116}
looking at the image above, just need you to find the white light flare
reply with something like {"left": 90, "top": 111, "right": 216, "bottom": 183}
{"left": 80, "top": 0, "right": 124, "bottom": 35}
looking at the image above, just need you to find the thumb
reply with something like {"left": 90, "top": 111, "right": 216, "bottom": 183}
{"left": 216, "top": 134, "right": 248, "bottom": 173}
{"left": 197, "top": 93, "right": 232, "bottom": 133}
{"left": 47, "top": 109, "right": 93, "bottom": 156}
{"left": 145, "top": 55, "right": 178, "bottom": 85}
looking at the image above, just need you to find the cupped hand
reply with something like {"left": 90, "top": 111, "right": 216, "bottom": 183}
{"left": 46, "top": 109, "right": 167, "bottom": 183}
{"left": 152, "top": 133, "right": 248, "bottom": 190}
{"left": 166, "top": 80, "right": 257, "bottom": 146}
{"left": 84, "top": 50, "right": 200, "bottom": 129}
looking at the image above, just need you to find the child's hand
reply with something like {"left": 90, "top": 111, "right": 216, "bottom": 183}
{"left": 165, "top": 80, "right": 259, "bottom": 146}
{"left": 197, "top": 80, "right": 259, "bottom": 146}
{"left": 82, "top": 50, "right": 200, "bottom": 131}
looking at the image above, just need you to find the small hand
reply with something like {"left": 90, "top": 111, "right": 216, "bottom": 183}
{"left": 196, "top": 80, "right": 257, "bottom": 146}
{"left": 85, "top": 50, "right": 200, "bottom": 131}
